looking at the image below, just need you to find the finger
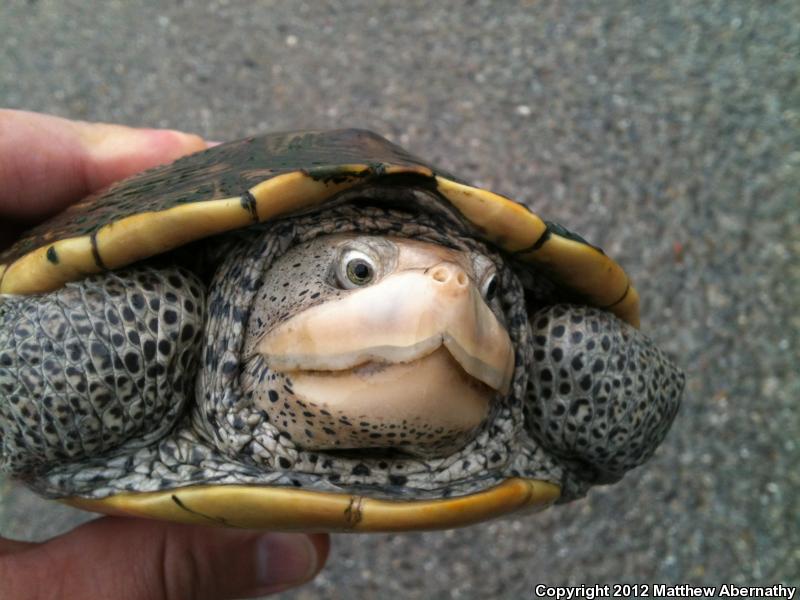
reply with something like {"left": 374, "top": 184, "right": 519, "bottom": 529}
{"left": 0, "top": 517, "right": 330, "bottom": 600}
{"left": 0, "top": 536, "right": 38, "bottom": 556}
{"left": 0, "top": 109, "right": 208, "bottom": 223}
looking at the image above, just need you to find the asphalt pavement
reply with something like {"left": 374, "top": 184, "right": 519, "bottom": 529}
{"left": 1, "top": 1, "right": 797, "bottom": 598}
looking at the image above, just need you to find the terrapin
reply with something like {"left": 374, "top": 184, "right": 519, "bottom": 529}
{"left": 0, "top": 129, "right": 684, "bottom": 531}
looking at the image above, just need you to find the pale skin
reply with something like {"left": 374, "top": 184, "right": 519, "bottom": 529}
{"left": 0, "top": 109, "right": 329, "bottom": 600}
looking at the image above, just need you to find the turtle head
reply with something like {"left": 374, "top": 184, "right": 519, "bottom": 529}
{"left": 239, "top": 234, "right": 514, "bottom": 458}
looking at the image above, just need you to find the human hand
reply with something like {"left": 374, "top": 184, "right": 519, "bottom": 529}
{"left": 0, "top": 109, "right": 207, "bottom": 248}
{"left": 0, "top": 109, "right": 330, "bottom": 599}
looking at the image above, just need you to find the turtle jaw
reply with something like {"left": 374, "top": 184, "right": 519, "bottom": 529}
{"left": 260, "top": 347, "right": 495, "bottom": 457}
{"left": 256, "top": 269, "right": 515, "bottom": 393}
{"left": 249, "top": 264, "right": 515, "bottom": 456}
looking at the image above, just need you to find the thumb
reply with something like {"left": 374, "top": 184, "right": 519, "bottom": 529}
{"left": 0, "top": 517, "right": 329, "bottom": 600}
{"left": 0, "top": 109, "right": 209, "bottom": 223}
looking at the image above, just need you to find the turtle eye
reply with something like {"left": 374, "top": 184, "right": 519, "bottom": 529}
{"left": 337, "top": 250, "right": 377, "bottom": 289}
{"left": 481, "top": 271, "right": 499, "bottom": 301}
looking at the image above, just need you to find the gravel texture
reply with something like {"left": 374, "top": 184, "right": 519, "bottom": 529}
{"left": 1, "top": 0, "right": 798, "bottom": 597}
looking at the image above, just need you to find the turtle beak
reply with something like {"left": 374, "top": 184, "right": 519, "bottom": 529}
{"left": 257, "top": 262, "right": 515, "bottom": 394}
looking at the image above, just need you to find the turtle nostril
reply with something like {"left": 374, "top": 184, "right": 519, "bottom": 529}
{"left": 429, "top": 263, "right": 469, "bottom": 287}
{"left": 431, "top": 266, "right": 450, "bottom": 283}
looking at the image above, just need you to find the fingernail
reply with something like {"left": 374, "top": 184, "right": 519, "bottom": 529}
{"left": 253, "top": 533, "right": 318, "bottom": 592}
{"left": 206, "top": 140, "right": 223, "bottom": 147}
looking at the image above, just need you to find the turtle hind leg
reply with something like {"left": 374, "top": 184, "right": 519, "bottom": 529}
{"left": 524, "top": 304, "right": 684, "bottom": 499}
{"left": 0, "top": 265, "right": 205, "bottom": 476}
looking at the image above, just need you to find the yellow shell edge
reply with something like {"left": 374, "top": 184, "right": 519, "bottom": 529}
{"left": 435, "top": 176, "right": 546, "bottom": 252}
{"left": 0, "top": 170, "right": 362, "bottom": 296}
{"left": 436, "top": 177, "right": 640, "bottom": 328}
{"left": 516, "top": 235, "right": 640, "bottom": 328}
{"left": 63, "top": 478, "right": 560, "bottom": 532}
{"left": 0, "top": 167, "right": 639, "bottom": 326}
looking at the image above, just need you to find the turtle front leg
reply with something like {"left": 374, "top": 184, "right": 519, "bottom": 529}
{"left": 0, "top": 265, "right": 205, "bottom": 476}
{"left": 525, "top": 304, "right": 684, "bottom": 496}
